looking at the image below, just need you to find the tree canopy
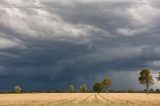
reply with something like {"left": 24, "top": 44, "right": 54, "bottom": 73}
{"left": 102, "top": 77, "right": 112, "bottom": 93}
{"left": 93, "top": 82, "right": 103, "bottom": 94}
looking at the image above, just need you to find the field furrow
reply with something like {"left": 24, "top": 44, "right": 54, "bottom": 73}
{"left": 0, "top": 93, "right": 160, "bottom": 106}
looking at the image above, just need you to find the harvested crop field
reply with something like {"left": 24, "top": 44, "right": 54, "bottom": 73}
{"left": 0, "top": 93, "right": 160, "bottom": 106}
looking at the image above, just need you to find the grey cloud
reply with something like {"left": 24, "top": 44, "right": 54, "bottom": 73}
{"left": 0, "top": 0, "right": 160, "bottom": 90}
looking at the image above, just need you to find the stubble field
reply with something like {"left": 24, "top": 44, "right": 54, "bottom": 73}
{"left": 0, "top": 93, "right": 160, "bottom": 106}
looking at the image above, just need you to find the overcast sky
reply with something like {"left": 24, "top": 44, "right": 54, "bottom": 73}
{"left": 0, "top": 0, "right": 160, "bottom": 91}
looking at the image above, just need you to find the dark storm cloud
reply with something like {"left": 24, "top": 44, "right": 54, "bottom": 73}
{"left": 0, "top": 0, "right": 160, "bottom": 90}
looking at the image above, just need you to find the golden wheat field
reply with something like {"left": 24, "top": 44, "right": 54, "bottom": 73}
{"left": 0, "top": 93, "right": 160, "bottom": 106}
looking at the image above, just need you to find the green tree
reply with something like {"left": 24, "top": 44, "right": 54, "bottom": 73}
{"left": 93, "top": 82, "right": 103, "bottom": 94}
{"left": 138, "top": 68, "right": 154, "bottom": 94}
{"left": 80, "top": 84, "right": 88, "bottom": 93}
{"left": 14, "top": 85, "right": 22, "bottom": 93}
{"left": 69, "top": 85, "right": 75, "bottom": 93}
{"left": 102, "top": 77, "right": 112, "bottom": 93}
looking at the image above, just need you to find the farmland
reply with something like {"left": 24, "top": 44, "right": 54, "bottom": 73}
{"left": 0, "top": 93, "right": 160, "bottom": 106}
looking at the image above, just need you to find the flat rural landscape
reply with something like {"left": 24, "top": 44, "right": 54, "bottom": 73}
{"left": 1, "top": 0, "right": 160, "bottom": 106}
{"left": 0, "top": 93, "right": 160, "bottom": 106}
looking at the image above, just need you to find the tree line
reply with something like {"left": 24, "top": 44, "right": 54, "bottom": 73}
{"left": 69, "top": 68, "right": 160, "bottom": 95}
{"left": 68, "top": 76, "right": 112, "bottom": 94}
{"left": 2, "top": 68, "right": 160, "bottom": 94}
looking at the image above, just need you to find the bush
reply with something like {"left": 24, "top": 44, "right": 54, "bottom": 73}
{"left": 128, "top": 89, "right": 134, "bottom": 93}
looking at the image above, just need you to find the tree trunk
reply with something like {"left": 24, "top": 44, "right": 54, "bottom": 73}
{"left": 146, "top": 85, "right": 149, "bottom": 95}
